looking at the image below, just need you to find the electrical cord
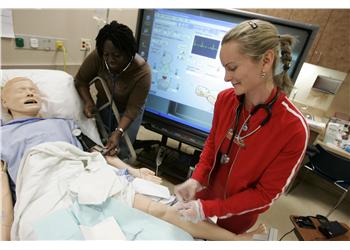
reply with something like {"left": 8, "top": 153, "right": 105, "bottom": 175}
{"left": 55, "top": 41, "right": 67, "bottom": 72}
{"left": 279, "top": 228, "right": 294, "bottom": 241}
{"left": 62, "top": 46, "right": 67, "bottom": 72}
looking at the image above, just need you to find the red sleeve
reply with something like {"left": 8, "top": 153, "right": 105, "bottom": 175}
{"left": 191, "top": 92, "right": 222, "bottom": 187}
{"left": 201, "top": 127, "right": 308, "bottom": 218}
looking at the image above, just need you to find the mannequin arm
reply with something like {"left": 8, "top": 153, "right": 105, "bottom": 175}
{"left": 105, "top": 156, "right": 162, "bottom": 184}
{"left": 1, "top": 160, "right": 14, "bottom": 241}
{"left": 133, "top": 194, "right": 264, "bottom": 241}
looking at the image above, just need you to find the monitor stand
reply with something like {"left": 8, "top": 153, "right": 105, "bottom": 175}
{"left": 135, "top": 135, "right": 201, "bottom": 183}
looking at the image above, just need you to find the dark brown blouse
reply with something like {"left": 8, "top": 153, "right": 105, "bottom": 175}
{"left": 75, "top": 50, "right": 151, "bottom": 120}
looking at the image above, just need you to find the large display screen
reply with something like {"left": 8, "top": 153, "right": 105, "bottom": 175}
{"left": 136, "top": 9, "right": 318, "bottom": 147}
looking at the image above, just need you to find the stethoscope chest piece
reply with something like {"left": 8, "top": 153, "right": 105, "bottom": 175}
{"left": 242, "top": 123, "right": 248, "bottom": 131}
{"left": 220, "top": 154, "right": 230, "bottom": 164}
{"left": 72, "top": 128, "right": 82, "bottom": 137}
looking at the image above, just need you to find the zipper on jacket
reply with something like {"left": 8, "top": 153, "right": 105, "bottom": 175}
{"left": 207, "top": 130, "right": 229, "bottom": 187}
{"left": 224, "top": 147, "right": 241, "bottom": 199}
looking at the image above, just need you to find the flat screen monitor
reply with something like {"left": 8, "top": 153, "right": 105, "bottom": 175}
{"left": 136, "top": 9, "right": 318, "bottom": 148}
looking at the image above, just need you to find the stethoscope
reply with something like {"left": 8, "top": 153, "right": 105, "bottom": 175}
{"left": 220, "top": 90, "right": 279, "bottom": 165}
{"left": 104, "top": 56, "right": 134, "bottom": 133}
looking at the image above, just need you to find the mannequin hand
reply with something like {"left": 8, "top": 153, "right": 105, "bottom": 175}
{"left": 83, "top": 102, "right": 97, "bottom": 118}
{"left": 138, "top": 168, "right": 162, "bottom": 184}
{"left": 174, "top": 178, "right": 202, "bottom": 202}
{"left": 104, "top": 132, "right": 121, "bottom": 156}
{"left": 174, "top": 200, "right": 205, "bottom": 224}
{"left": 128, "top": 167, "right": 162, "bottom": 184}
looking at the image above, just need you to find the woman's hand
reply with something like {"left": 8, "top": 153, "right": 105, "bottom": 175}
{"left": 174, "top": 178, "right": 203, "bottom": 202}
{"left": 83, "top": 102, "right": 97, "bottom": 118}
{"left": 104, "top": 131, "right": 121, "bottom": 156}
{"left": 174, "top": 199, "right": 205, "bottom": 223}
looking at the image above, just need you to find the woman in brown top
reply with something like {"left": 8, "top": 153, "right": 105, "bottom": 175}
{"left": 75, "top": 21, "right": 151, "bottom": 157}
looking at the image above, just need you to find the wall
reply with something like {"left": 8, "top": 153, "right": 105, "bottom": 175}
{"left": 1, "top": 9, "right": 138, "bottom": 75}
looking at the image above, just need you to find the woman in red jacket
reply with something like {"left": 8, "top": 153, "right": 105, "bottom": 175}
{"left": 174, "top": 19, "right": 309, "bottom": 234}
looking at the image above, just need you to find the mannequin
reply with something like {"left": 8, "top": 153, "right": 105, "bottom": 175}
{"left": 1, "top": 77, "right": 266, "bottom": 240}
{"left": 1, "top": 77, "right": 160, "bottom": 184}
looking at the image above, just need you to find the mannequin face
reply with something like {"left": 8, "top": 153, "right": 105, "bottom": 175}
{"left": 1, "top": 77, "right": 42, "bottom": 119}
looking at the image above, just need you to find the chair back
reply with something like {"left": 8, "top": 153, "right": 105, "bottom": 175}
{"left": 309, "top": 144, "right": 350, "bottom": 186}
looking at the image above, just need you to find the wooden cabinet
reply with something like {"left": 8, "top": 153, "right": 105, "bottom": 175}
{"left": 244, "top": 9, "right": 292, "bottom": 19}
{"left": 244, "top": 9, "right": 350, "bottom": 72}
{"left": 308, "top": 10, "right": 350, "bottom": 72}
{"left": 288, "top": 9, "right": 331, "bottom": 63}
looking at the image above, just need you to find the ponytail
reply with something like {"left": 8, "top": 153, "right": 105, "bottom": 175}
{"left": 273, "top": 34, "right": 295, "bottom": 95}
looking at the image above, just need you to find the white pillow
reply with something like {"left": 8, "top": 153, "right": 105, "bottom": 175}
{"left": 1, "top": 69, "right": 102, "bottom": 145}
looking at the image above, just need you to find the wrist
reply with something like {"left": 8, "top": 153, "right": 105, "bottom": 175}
{"left": 190, "top": 178, "right": 202, "bottom": 190}
{"left": 84, "top": 99, "right": 95, "bottom": 106}
{"left": 127, "top": 166, "right": 138, "bottom": 177}
{"left": 115, "top": 127, "right": 124, "bottom": 136}
{"left": 196, "top": 199, "right": 205, "bottom": 221}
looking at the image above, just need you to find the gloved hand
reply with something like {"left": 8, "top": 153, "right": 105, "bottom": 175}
{"left": 174, "top": 200, "right": 205, "bottom": 224}
{"left": 174, "top": 178, "right": 203, "bottom": 202}
{"left": 83, "top": 102, "right": 97, "bottom": 118}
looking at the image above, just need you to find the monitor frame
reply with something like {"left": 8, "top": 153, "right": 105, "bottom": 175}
{"left": 135, "top": 8, "right": 319, "bottom": 149}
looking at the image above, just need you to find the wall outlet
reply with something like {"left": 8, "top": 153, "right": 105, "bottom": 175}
{"left": 55, "top": 40, "right": 64, "bottom": 50}
{"left": 15, "top": 37, "right": 25, "bottom": 48}
{"left": 30, "top": 38, "right": 39, "bottom": 48}
{"left": 14, "top": 34, "right": 64, "bottom": 51}
{"left": 80, "top": 38, "right": 92, "bottom": 51}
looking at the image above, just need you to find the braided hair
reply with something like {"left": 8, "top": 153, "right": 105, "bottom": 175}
{"left": 95, "top": 20, "right": 137, "bottom": 60}
{"left": 222, "top": 19, "right": 295, "bottom": 95}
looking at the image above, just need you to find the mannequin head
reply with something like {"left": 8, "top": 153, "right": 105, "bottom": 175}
{"left": 1, "top": 77, "right": 42, "bottom": 119}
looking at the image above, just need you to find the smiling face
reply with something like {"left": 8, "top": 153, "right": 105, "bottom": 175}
{"left": 220, "top": 41, "right": 264, "bottom": 96}
{"left": 1, "top": 77, "right": 42, "bottom": 119}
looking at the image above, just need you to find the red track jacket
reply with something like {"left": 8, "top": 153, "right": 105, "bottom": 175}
{"left": 192, "top": 87, "right": 309, "bottom": 233}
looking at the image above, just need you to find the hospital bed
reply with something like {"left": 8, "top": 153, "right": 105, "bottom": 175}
{"left": 0, "top": 69, "right": 191, "bottom": 241}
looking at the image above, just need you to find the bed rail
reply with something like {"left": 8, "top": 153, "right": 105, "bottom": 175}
{"left": 88, "top": 76, "right": 137, "bottom": 164}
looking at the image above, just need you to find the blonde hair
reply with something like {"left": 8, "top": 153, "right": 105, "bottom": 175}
{"left": 222, "top": 19, "right": 295, "bottom": 95}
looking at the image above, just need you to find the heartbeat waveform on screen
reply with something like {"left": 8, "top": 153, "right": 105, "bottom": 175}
{"left": 191, "top": 35, "right": 220, "bottom": 59}
{"left": 192, "top": 41, "right": 219, "bottom": 51}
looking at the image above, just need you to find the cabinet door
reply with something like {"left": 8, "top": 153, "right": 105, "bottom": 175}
{"left": 288, "top": 9, "right": 331, "bottom": 63}
{"left": 243, "top": 9, "right": 349, "bottom": 72}
{"left": 244, "top": 9, "right": 292, "bottom": 19}
{"left": 308, "top": 9, "right": 350, "bottom": 72}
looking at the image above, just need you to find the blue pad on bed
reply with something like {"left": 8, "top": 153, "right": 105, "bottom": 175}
{"left": 33, "top": 198, "right": 193, "bottom": 240}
